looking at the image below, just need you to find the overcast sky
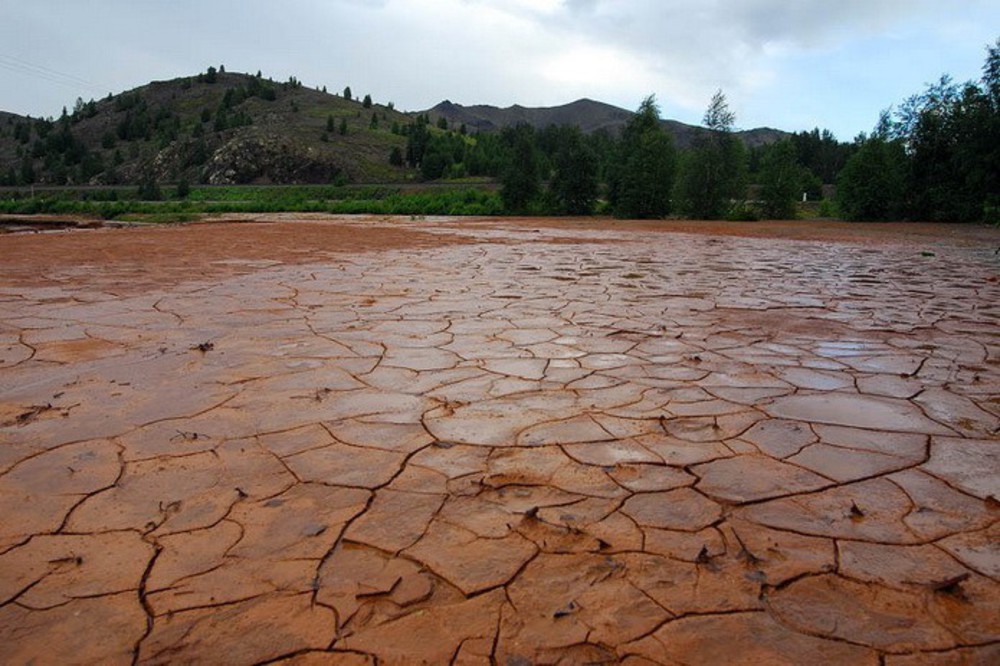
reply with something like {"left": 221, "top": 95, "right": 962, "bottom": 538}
{"left": 2, "top": 1, "right": 998, "bottom": 140}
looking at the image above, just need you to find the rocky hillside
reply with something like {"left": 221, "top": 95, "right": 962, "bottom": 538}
{"left": 0, "top": 70, "right": 413, "bottom": 186}
{"left": 1, "top": 70, "right": 790, "bottom": 187}
{"left": 425, "top": 99, "right": 788, "bottom": 149}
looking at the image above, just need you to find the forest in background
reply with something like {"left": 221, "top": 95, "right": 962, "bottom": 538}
{"left": 1, "top": 39, "right": 996, "bottom": 223}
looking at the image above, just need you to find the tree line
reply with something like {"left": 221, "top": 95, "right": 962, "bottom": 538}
{"left": 402, "top": 91, "right": 827, "bottom": 219}
{"left": 401, "top": 37, "right": 999, "bottom": 222}
{"left": 837, "top": 38, "right": 999, "bottom": 222}
{"left": 4, "top": 41, "right": 996, "bottom": 222}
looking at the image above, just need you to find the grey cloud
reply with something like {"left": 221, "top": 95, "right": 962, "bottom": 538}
{"left": 1, "top": 0, "right": 996, "bottom": 139}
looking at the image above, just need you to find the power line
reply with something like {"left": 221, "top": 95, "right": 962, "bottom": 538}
{"left": 0, "top": 53, "right": 111, "bottom": 97}
{"left": 0, "top": 53, "right": 96, "bottom": 87}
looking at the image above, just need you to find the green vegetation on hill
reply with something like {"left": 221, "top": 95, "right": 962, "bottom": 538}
{"left": 0, "top": 67, "right": 414, "bottom": 188}
{"left": 2, "top": 39, "right": 998, "bottom": 222}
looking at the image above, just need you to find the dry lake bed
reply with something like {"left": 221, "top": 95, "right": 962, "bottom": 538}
{"left": 1, "top": 215, "right": 999, "bottom": 664}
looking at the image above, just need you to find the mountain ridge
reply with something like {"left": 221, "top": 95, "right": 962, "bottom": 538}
{"left": 424, "top": 98, "right": 788, "bottom": 149}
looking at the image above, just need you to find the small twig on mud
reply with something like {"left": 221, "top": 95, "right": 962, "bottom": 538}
{"left": 14, "top": 403, "right": 53, "bottom": 426}
{"left": 732, "top": 530, "right": 762, "bottom": 566}
{"left": 59, "top": 403, "right": 81, "bottom": 417}
{"left": 553, "top": 600, "right": 580, "bottom": 619}
{"left": 171, "top": 430, "right": 209, "bottom": 442}
{"left": 929, "top": 573, "right": 970, "bottom": 597}
{"left": 292, "top": 388, "right": 332, "bottom": 403}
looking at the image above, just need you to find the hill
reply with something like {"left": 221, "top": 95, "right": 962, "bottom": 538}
{"left": 0, "top": 70, "right": 789, "bottom": 187}
{"left": 0, "top": 70, "right": 414, "bottom": 186}
{"left": 0, "top": 111, "right": 27, "bottom": 125}
{"left": 425, "top": 98, "right": 788, "bottom": 149}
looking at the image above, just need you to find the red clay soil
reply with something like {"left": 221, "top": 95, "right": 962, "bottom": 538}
{"left": 1, "top": 214, "right": 998, "bottom": 664}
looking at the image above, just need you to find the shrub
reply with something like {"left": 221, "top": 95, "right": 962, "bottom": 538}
{"left": 818, "top": 199, "right": 838, "bottom": 218}
{"left": 726, "top": 202, "right": 760, "bottom": 221}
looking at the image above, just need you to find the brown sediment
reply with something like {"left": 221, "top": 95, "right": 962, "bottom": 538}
{"left": 1, "top": 214, "right": 998, "bottom": 664}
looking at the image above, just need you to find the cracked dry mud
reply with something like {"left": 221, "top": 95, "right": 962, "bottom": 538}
{"left": 1, "top": 215, "right": 998, "bottom": 665}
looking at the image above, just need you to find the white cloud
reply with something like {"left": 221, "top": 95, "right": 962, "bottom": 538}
{"left": 539, "top": 43, "right": 654, "bottom": 97}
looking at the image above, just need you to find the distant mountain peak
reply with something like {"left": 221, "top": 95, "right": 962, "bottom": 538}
{"left": 425, "top": 98, "right": 786, "bottom": 148}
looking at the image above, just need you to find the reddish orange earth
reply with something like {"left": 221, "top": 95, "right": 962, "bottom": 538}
{"left": 1, "top": 215, "right": 999, "bottom": 664}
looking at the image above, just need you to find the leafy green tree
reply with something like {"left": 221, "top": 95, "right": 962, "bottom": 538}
{"left": 417, "top": 132, "right": 467, "bottom": 180}
{"left": 675, "top": 90, "right": 747, "bottom": 219}
{"left": 704, "top": 89, "right": 735, "bottom": 130}
{"left": 917, "top": 60, "right": 997, "bottom": 220}
{"left": 757, "top": 140, "right": 802, "bottom": 219}
{"left": 72, "top": 96, "right": 86, "bottom": 118}
{"left": 499, "top": 124, "right": 540, "bottom": 212}
{"left": 339, "top": 118, "right": 348, "bottom": 135}
{"left": 548, "top": 126, "right": 599, "bottom": 215}
{"left": 802, "top": 169, "right": 824, "bottom": 201}
{"left": 186, "top": 139, "right": 209, "bottom": 167}
{"left": 980, "top": 38, "right": 1000, "bottom": 220}
{"left": 13, "top": 121, "right": 30, "bottom": 144}
{"left": 607, "top": 95, "right": 675, "bottom": 218}
{"left": 138, "top": 174, "right": 162, "bottom": 201}
{"left": 420, "top": 146, "right": 452, "bottom": 180}
{"left": 326, "top": 114, "right": 335, "bottom": 133}
{"left": 343, "top": 86, "right": 352, "bottom": 101}
{"left": 789, "top": 127, "right": 854, "bottom": 184}
{"left": 464, "top": 133, "right": 504, "bottom": 177}
{"left": 19, "top": 156, "right": 35, "bottom": 184}
{"left": 362, "top": 94, "right": 372, "bottom": 109}
{"left": 389, "top": 146, "right": 404, "bottom": 166}
{"left": 870, "top": 39, "right": 999, "bottom": 222}
{"left": 405, "top": 116, "right": 432, "bottom": 167}
{"left": 836, "top": 136, "right": 909, "bottom": 220}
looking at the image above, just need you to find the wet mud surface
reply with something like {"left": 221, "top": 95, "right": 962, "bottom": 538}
{"left": 1, "top": 215, "right": 999, "bottom": 664}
